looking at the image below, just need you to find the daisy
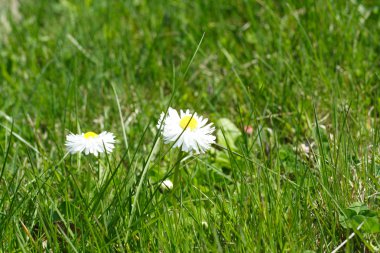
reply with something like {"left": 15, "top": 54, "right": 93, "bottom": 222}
{"left": 157, "top": 107, "right": 215, "bottom": 154}
{"left": 65, "top": 131, "right": 116, "bottom": 156}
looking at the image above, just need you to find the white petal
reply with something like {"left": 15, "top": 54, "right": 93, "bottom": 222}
{"left": 157, "top": 108, "right": 215, "bottom": 154}
{"left": 65, "top": 131, "right": 116, "bottom": 155}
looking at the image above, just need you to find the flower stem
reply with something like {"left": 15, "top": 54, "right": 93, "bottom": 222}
{"left": 173, "top": 151, "right": 185, "bottom": 190}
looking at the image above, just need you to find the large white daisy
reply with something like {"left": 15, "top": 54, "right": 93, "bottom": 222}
{"left": 65, "top": 131, "right": 116, "bottom": 156}
{"left": 157, "top": 107, "right": 215, "bottom": 154}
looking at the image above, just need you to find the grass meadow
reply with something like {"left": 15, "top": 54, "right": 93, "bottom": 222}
{"left": 1, "top": 0, "right": 380, "bottom": 252}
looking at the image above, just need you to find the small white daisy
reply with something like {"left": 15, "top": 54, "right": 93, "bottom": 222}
{"left": 157, "top": 107, "right": 216, "bottom": 154}
{"left": 65, "top": 131, "right": 116, "bottom": 156}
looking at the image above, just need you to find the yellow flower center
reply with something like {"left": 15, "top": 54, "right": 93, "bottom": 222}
{"left": 84, "top": 131, "right": 98, "bottom": 139}
{"left": 179, "top": 116, "right": 198, "bottom": 131}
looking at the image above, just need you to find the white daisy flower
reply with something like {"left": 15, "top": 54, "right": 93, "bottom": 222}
{"left": 157, "top": 107, "right": 216, "bottom": 154}
{"left": 65, "top": 131, "right": 116, "bottom": 156}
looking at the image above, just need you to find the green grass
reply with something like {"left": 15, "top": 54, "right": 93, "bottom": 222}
{"left": 1, "top": 0, "right": 380, "bottom": 251}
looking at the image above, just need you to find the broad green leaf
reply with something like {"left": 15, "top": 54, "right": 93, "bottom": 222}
{"left": 216, "top": 118, "right": 241, "bottom": 150}
{"left": 339, "top": 203, "right": 380, "bottom": 233}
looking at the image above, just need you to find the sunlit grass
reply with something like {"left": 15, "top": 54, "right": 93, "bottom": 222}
{"left": 1, "top": 0, "right": 380, "bottom": 252}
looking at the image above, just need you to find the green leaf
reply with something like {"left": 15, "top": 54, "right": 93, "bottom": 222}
{"left": 346, "top": 202, "right": 370, "bottom": 215}
{"left": 375, "top": 164, "right": 380, "bottom": 177}
{"left": 216, "top": 118, "right": 241, "bottom": 150}
{"left": 339, "top": 203, "right": 380, "bottom": 233}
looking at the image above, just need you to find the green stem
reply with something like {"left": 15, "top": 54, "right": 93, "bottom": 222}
{"left": 173, "top": 151, "right": 185, "bottom": 191}
{"left": 171, "top": 150, "right": 185, "bottom": 226}
{"left": 97, "top": 157, "right": 100, "bottom": 182}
